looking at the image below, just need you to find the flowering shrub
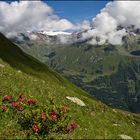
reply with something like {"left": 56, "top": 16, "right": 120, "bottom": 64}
{"left": 0, "top": 105, "right": 7, "bottom": 112}
{"left": 0, "top": 94, "right": 77, "bottom": 138}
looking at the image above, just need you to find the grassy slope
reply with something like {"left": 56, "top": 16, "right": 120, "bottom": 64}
{"left": 36, "top": 43, "right": 140, "bottom": 112}
{"left": 40, "top": 44, "right": 140, "bottom": 112}
{"left": 0, "top": 33, "right": 140, "bottom": 139}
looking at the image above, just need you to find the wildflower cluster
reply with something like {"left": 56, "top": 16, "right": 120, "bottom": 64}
{"left": 0, "top": 94, "right": 77, "bottom": 138}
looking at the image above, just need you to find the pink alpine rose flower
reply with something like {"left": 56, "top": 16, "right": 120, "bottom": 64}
{"left": 66, "top": 121, "right": 77, "bottom": 133}
{"left": 1, "top": 105, "right": 7, "bottom": 112}
{"left": 32, "top": 125, "right": 39, "bottom": 133}
{"left": 18, "top": 95, "right": 25, "bottom": 102}
{"left": 27, "top": 99, "right": 35, "bottom": 105}
{"left": 3, "top": 95, "right": 10, "bottom": 101}
{"left": 66, "top": 128, "right": 72, "bottom": 133}
{"left": 41, "top": 113, "right": 46, "bottom": 120}
{"left": 50, "top": 111, "right": 56, "bottom": 121}
{"left": 70, "top": 121, "right": 77, "bottom": 129}
{"left": 11, "top": 101, "right": 17, "bottom": 108}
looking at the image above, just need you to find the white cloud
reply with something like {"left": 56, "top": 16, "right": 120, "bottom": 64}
{"left": 82, "top": 1, "right": 140, "bottom": 45}
{"left": 108, "top": 29, "right": 126, "bottom": 45}
{"left": 80, "top": 20, "right": 91, "bottom": 30}
{"left": 0, "top": 1, "right": 74, "bottom": 34}
{"left": 104, "top": 1, "right": 140, "bottom": 29}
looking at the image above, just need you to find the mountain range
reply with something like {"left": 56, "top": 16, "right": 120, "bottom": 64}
{"left": 8, "top": 26, "right": 140, "bottom": 113}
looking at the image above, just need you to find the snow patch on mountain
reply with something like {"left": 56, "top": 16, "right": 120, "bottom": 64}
{"left": 38, "top": 31, "right": 72, "bottom": 36}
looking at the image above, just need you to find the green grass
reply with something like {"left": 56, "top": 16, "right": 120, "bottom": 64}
{"left": 0, "top": 33, "right": 140, "bottom": 139}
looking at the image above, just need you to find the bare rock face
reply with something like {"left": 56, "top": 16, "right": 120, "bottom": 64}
{"left": 66, "top": 96, "right": 86, "bottom": 106}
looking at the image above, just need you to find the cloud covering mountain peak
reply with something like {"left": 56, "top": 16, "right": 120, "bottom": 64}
{"left": 1, "top": 1, "right": 140, "bottom": 45}
{"left": 83, "top": 1, "right": 140, "bottom": 45}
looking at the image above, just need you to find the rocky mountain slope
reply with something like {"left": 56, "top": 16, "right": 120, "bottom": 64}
{"left": 8, "top": 27, "right": 140, "bottom": 113}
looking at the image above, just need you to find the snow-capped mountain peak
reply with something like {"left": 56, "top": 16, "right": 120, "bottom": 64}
{"left": 37, "top": 31, "right": 72, "bottom": 36}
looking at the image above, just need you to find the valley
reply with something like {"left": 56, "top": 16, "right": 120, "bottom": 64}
{"left": 11, "top": 30, "right": 140, "bottom": 113}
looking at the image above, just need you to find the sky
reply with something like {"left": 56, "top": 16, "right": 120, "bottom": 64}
{"left": 46, "top": 1, "right": 108, "bottom": 22}
{"left": 6, "top": 0, "right": 108, "bottom": 23}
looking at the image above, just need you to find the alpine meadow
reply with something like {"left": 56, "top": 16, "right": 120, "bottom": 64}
{"left": 0, "top": 1, "right": 140, "bottom": 139}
